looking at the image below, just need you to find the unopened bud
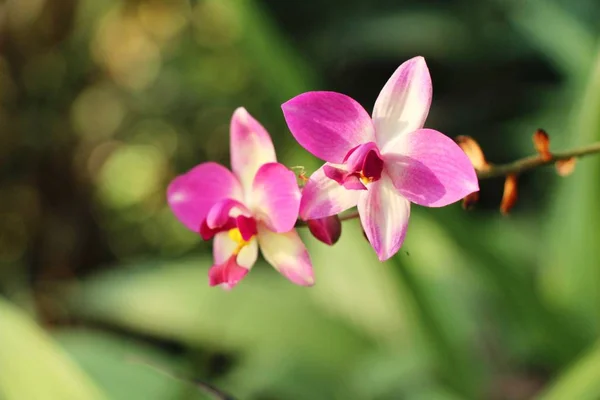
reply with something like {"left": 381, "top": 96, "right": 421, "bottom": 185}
{"left": 500, "top": 174, "right": 518, "bottom": 215}
{"left": 462, "top": 191, "right": 480, "bottom": 210}
{"left": 307, "top": 215, "right": 342, "bottom": 246}
{"left": 533, "top": 129, "right": 552, "bottom": 161}
{"left": 555, "top": 157, "right": 576, "bottom": 176}
{"left": 456, "top": 136, "right": 489, "bottom": 171}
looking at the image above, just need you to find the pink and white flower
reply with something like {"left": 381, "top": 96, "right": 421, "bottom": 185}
{"left": 282, "top": 56, "right": 478, "bottom": 261}
{"left": 167, "top": 108, "right": 314, "bottom": 288}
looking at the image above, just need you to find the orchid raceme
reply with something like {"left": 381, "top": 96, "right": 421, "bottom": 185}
{"left": 282, "top": 56, "right": 479, "bottom": 261}
{"left": 167, "top": 108, "right": 314, "bottom": 288}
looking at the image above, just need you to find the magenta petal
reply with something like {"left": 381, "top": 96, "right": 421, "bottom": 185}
{"left": 167, "top": 162, "right": 243, "bottom": 232}
{"left": 372, "top": 56, "right": 432, "bottom": 149}
{"left": 257, "top": 226, "right": 315, "bottom": 286}
{"left": 282, "top": 91, "right": 375, "bottom": 163}
{"left": 230, "top": 108, "right": 277, "bottom": 193}
{"left": 299, "top": 164, "right": 360, "bottom": 220}
{"left": 382, "top": 128, "right": 479, "bottom": 207}
{"left": 358, "top": 174, "right": 411, "bottom": 261}
{"left": 250, "top": 162, "right": 301, "bottom": 233}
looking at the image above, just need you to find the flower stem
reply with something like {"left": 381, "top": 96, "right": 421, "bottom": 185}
{"left": 339, "top": 210, "right": 360, "bottom": 222}
{"left": 476, "top": 140, "right": 600, "bottom": 179}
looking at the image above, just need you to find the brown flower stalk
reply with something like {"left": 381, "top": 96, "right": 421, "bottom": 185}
{"left": 459, "top": 130, "right": 600, "bottom": 213}
{"left": 475, "top": 140, "right": 600, "bottom": 179}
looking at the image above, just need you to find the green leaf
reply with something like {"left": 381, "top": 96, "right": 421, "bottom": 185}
{"left": 500, "top": 0, "right": 595, "bottom": 78}
{"left": 0, "top": 298, "right": 106, "bottom": 400}
{"left": 231, "top": 0, "right": 319, "bottom": 103}
{"left": 540, "top": 46, "right": 600, "bottom": 337}
{"left": 432, "top": 207, "right": 585, "bottom": 366}
{"left": 536, "top": 341, "right": 600, "bottom": 400}
{"left": 61, "top": 257, "right": 374, "bottom": 398}
{"left": 54, "top": 329, "right": 214, "bottom": 400}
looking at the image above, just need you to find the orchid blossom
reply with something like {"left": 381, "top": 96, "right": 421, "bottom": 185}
{"left": 282, "top": 56, "right": 479, "bottom": 261}
{"left": 167, "top": 108, "right": 314, "bottom": 288}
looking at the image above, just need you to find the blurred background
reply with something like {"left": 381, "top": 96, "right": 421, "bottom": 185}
{"left": 1, "top": 0, "right": 600, "bottom": 399}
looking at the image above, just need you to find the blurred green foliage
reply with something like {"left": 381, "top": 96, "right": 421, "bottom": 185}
{"left": 1, "top": 0, "right": 600, "bottom": 399}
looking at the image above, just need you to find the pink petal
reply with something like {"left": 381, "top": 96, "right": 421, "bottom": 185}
{"left": 282, "top": 91, "right": 375, "bottom": 163}
{"left": 230, "top": 107, "right": 277, "bottom": 194}
{"left": 382, "top": 128, "right": 479, "bottom": 207}
{"left": 257, "top": 225, "right": 315, "bottom": 286}
{"left": 250, "top": 162, "right": 301, "bottom": 233}
{"left": 211, "top": 232, "right": 258, "bottom": 289}
{"left": 358, "top": 174, "right": 411, "bottom": 261}
{"left": 167, "top": 162, "right": 243, "bottom": 232}
{"left": 299, "top": 164, "right": 361, "bottom": 220}
{"left": 372, "top": 56, "right": 432, "bottom": 149}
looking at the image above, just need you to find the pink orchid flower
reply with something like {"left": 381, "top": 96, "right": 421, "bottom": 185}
{"left": 282, "top": 56, "right": 479, "bottom": 261}
{"left": 167, "top": 108, "right": 314, "bottom": 288}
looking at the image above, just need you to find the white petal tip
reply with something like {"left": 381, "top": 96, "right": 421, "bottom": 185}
{"left": 232, "top": 107, "right": 248, "bottom": 123}
{"left": 280, "top": 267, "right": 315, "bottom": 286}
{"left": 375, "top": 249, "right": 396, "bottom": 262}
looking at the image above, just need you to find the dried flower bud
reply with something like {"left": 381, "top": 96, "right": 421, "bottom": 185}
{"left": 456, "top": 135, "right": 489, "bottom": 171}
{"left": 555, "top": 157, "right": 577, "bottom": 176}
{"left": 500, "top": 174, "right": 518, "bottom": 215}
{"left": 533, "top": 129, "right": 552, "bottom": 161}
{"left": 462, "top": 191, "right": 480, "bottom": 210}
{"left": 307, "top": 215, "right": 342, "bottom": 246}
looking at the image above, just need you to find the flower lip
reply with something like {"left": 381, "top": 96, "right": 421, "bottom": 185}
{"left": 208, "top": 254, "right": 250, "bottom": 288}
{"left": 361, "top": 148, "right": 384, "bottom": 182}
{"left": 235, "top": 215, "right": 258, "bottom": 241}
{"left": 323, "top": 142, "right": 384, "bottom": 190}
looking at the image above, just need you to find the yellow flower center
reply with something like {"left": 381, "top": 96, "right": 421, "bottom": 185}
{"left": 228, "top": 227, "right": 253, "bottom": 255}
{"left": 359, "top": 172, "right": 374, "bottom": 185}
